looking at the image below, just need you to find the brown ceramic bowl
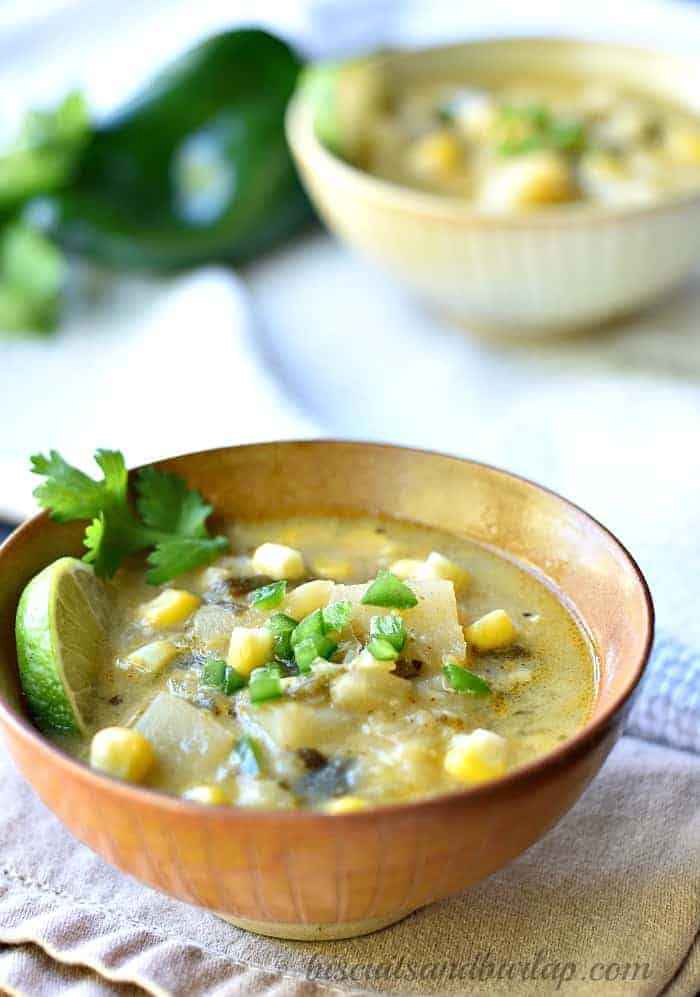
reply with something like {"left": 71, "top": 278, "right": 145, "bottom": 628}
{"left": 0, "top": 442, "right": 653, "bottom": 940}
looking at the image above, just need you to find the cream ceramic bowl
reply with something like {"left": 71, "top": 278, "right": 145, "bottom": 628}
{"left": 0, "top": 442, "right": 653, "bottom": 940}
{"left": 287, "top": 38, "right": 700, "bottom": 336}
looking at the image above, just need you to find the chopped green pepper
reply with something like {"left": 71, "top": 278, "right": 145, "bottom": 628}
{"left": 202, "top": 657, "right": 245, "bottom": 695}
{"left": 368, "top": 613, "right": 406, "bottom": 652}
{"left": 443, "top": 662, "right": 491, "bottom": 696}
{"left": 367, "top": 637, "right": 399, "bottom": 661}
{"left": 265, "top": 612, "right": 298, "bottom": 661}
{"left": 201, "top": 657, "right": 227, "bottom": 688}
{"left": 294, "top": 635, "right": 337, "bottom": 673}
{"left": 322, "top": 600, "right": 352, "bottom": 632}
{"left": 361, "top": 571, "right": 417, "bottom": 610}
{"left": 249, "top": 580, "right": 286, "bottom": 610}
{"left": 249, "top": 663, "right": 284, "bottom": 704}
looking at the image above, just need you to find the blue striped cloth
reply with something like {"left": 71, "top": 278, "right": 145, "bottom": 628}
{"left": 0, "top": 519, "right": 696, "bottom": 754}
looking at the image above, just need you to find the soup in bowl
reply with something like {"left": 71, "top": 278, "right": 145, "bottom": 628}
{"left": 0, "top": 442, "right": 652, "bottom": 939}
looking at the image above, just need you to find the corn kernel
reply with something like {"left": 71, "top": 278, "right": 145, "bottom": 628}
{"left": 480, "top": 152, "right": 574, "bottom": 211}
{"left": 417, "top": 551, "right": 471, "bottom": 590}
{"left": 125, "top": 640, "right": 179, "bottom": 674}
{"left": 90, "top": 727, "right": 155, "bottom": 783}
{"left": 465, "top": 609, "right": 516, "bottom": 652}
{"left": 139, "top": 588, "right": 201, "bottom": 628}
{"left": 251, "top": 542, "right": 305, "bottom": 580}
{"left": 666, "top": 125, "right": 700, "bottom": 165}
{"left": 389, "top": 558, "right": 424, "bottom": 580}
{"left": 444, "top": 729, "right": 508, "bottom": 784}
{"left": 182, "top": 784, "right": 230, "bottom": 805}
{"left": 227, "top": 626, "right": 274, "bottom": 678}
{"left": 410, "top": 129, "right": 463, "bottom": 178}
{"left": 324, "top": 795, "right": 369, "bottom": 814}
{"left": 283, "top": 579, "right": 333, "bottom": 620}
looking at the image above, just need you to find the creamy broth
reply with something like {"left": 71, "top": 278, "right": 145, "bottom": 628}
{"left": 58, "top": 516, "right": 595, "bottom": 809}
{"left": 355, "top": 76, "right": 700, "bottom": 210}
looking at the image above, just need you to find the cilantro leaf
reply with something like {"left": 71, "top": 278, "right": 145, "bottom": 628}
{"left": 31, "top": 449, "right": 115, "bottom": 521}
{"left": 135, "top": 466, "right": 211, "bottom": 537}
{"left": 31, "top": 448, "right": 230, "bottom": 583}
{"left": 146, "top": 535, "right": 230, "bottom": 585}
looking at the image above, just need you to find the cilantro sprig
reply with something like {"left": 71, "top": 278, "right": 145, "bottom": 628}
{"left": 31, "top": 448, "right": 229, "bottom": 584}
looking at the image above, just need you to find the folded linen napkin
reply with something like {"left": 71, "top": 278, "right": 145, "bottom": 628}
{"left": 0, "top": 737, "right": 697, "bottom": 997}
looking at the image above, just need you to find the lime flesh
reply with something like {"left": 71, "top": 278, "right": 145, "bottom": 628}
{"left": 16, "top": 557, "right": 109, "bottom": 735}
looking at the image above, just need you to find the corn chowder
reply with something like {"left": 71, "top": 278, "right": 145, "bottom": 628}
{"left": 54, "top": 516, "right": 595, "bottom": 811}
{"left": 354, "top": 77, "right": 700, "bottom": 211}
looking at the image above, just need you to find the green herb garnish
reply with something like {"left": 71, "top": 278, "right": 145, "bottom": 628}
{"left": 496, "top": 103, "right": 586, "bottom": 157}
{"left": 31, "top": 448, "right": 230, "bottom": 583}
{"left": 443, "top": 662, "right": 491, "bottom": 696}
{"left": 249, "top": 580, "right": 286, "bottom": 610}
{"left": 265, "top": 612, "right": 298, "bottom": 661}
{"left": 361, "top": 570, "right": 417, "bottom": 610}
{"left": 249, "top": 663, "right": 284, "bottom": 704}
{"left": 235, "top": 734, "right": 261, "bottom": 776}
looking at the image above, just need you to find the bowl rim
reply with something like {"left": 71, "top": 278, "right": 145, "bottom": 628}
{"left": 0, "top": 439, "right": 654, "bottom": 821}
{"left": 286, "top": 34, "right": 700, "bottom": 229}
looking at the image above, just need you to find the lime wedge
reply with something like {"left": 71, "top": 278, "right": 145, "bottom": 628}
{"left": 16, "top": 557, "right": 109, "bottom": 735}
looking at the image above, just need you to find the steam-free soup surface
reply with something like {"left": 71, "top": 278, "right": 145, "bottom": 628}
{"left": 62, "top": 516, "right": 596, "bottom": 810}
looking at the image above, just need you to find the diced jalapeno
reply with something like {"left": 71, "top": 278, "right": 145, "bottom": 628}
{"left": 361, "top": 570, "right": 417, "bottom": 609}
{"left": 249, "top": 580, "right": 287, "bottom": 610}
{"left": 249, "top": 663, "right": 284, "bottom": 704}
{"left": 201, "top": 657, "right": 227, "bottom": 688}
{"left": 265, "top": 612, "right": 298, "bottom": 660}
{"left": 367, "top": 637, "right": 399, "bottom": 661}
{"left": 369, "top": 613, "right": 406, "bottom": 652}
{"left": 443, "top": 662, "right": 491, "bottom": 696}
{"left": 322, "top": 600, "right": 352, "bottom": 632}
{"left": 223, "top": 666, "right": 246, "bottom": 695}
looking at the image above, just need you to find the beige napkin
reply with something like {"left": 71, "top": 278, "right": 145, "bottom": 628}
{"left": 0, "top": 735, "right": 698, "bottom": 997}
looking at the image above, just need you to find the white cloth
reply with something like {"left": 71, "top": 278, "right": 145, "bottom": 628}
{"left": 0, "top": 267, "right": 316, "bottom": 521}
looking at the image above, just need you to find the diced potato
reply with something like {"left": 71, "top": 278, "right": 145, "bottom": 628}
{"left": 182, "top": 784, "right": 230, "bottom": 805}
{"left": 330, "top": 668, "right": 411, "bottom": 712}
{"left": 253, "top": 701, "right": 346, "bottom": 751}
{"left": 125, "top": 640, "right": 179, "bottom": 675}
{"left": 409, "top": 129, "right": 463, "bottom": 179}
{"left": 90, "top": 727, "right": 155, "bottom": 783}
{"left": 251, "top": 542, "right": 305, "bottom": 580}
{"left": 331, "top": 579, "right": 466, "bottom": 672}
{"left": 190, "top": 604, "right": 236, "bottom": 652}
{"left": 465, "top": 609, "right": 516, "bottom": 652}
{"left": 665, "top": 124, "right": 700, "bottom": 165}
{"left": 389, "top": 558, "right": 424, "bottom": 580}
{"left": 479, "top": 151, "right": 575, "bottom": 211}
{"left": 324, "top": 795, "right": 368, "bottom": 814}
{"left": 417, "top": 551, "right": 471, "bottom": 591}
{"left": 283, "top": 579, "right": 333, "bottom": 620}
{"left": 311, "top": 556, "right": 354, "bottom": 580}
{"left": 134, "top": 693, "right": 235, "bottom": 789}
{"left": 199, "top": 556, "right": 254, "bottom": 590}
{"left": 227, "top": 626, "right": 274, "bottom": 678}
{"left": 235, "top": 778, "right": 296, "bottom": 809}
{"left": 444, "top": 729, "right": 508, "bottom": 784}
{"left": 139, "top": 589, "right": 201, "bottom": 628}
